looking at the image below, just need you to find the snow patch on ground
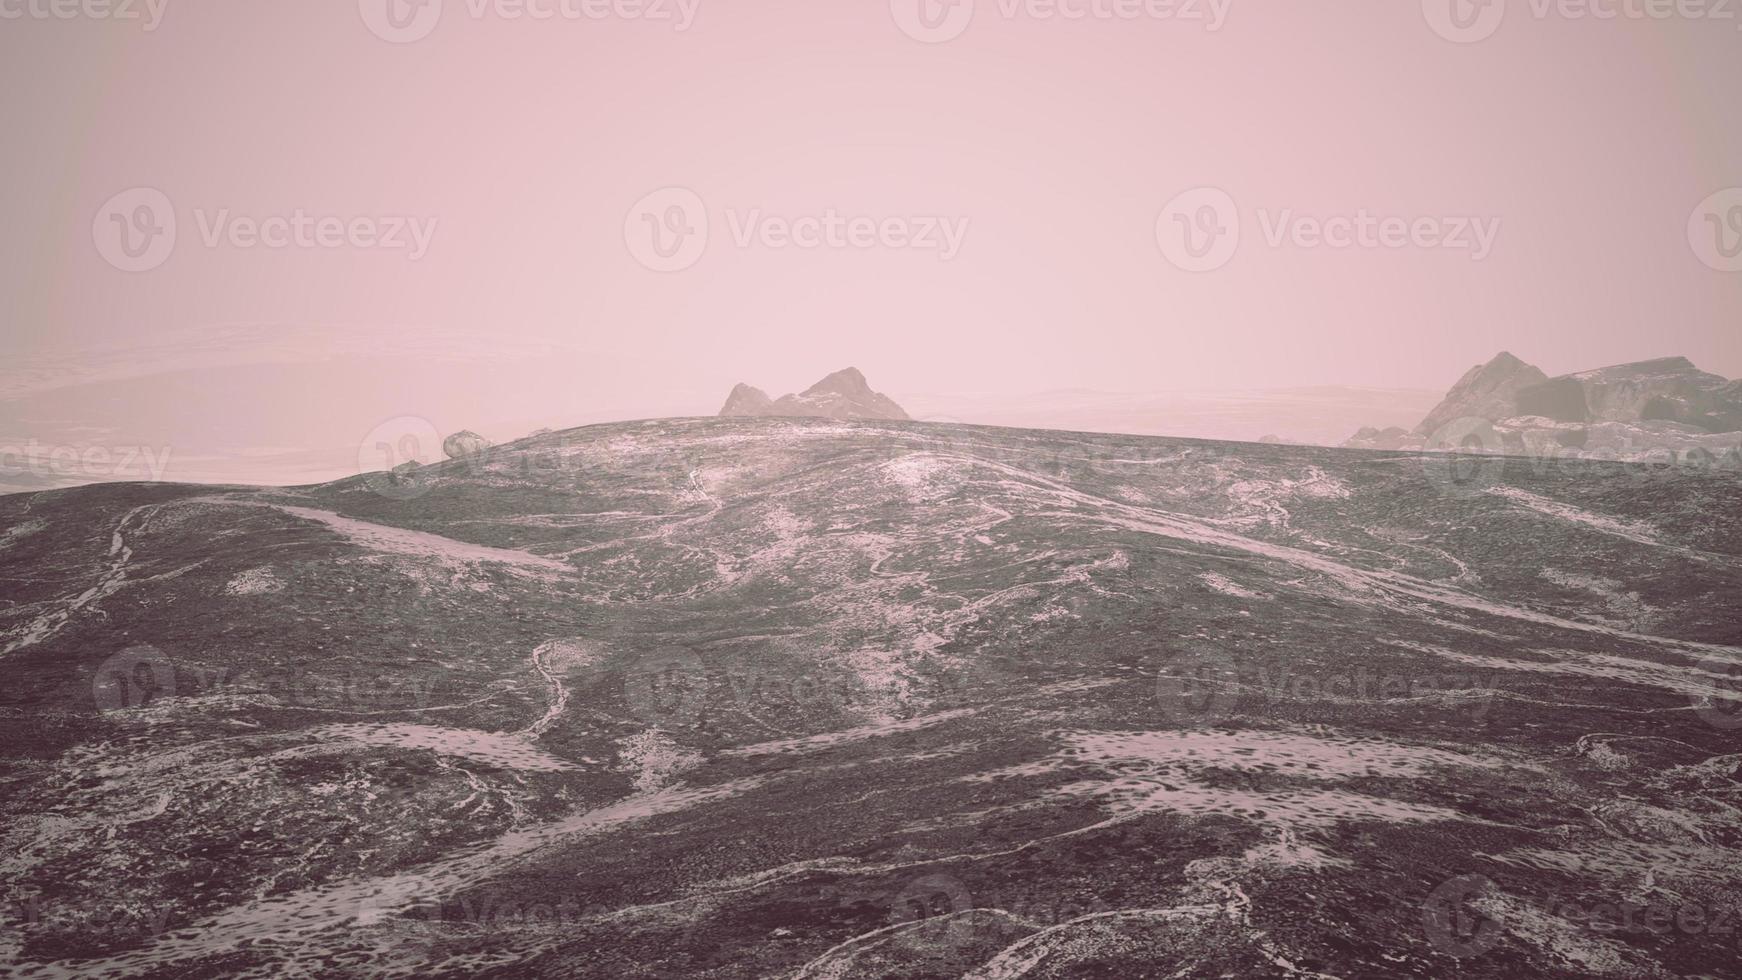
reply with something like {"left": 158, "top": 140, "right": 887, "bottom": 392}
{"left": 1488, "top": 487, "right": 1662, "bottom": 548}
{"left": 881, "top": 454, "right": 959, "bottom": 502}
{"left": 616, "top": 730, "right": 703, "bottom": 793}
{"left": 224, "top": 567, "right": 284, "bottom": 596}
{"left": 978, "top": 727, "right": 1510, "bottom": 832}
{"left": 724, "top": 708, "right": 975, "bottom": 758}
{"left": 1199, "top": 572, "right": 1265, "bottom": 600}
{"left": 207, "top": 499, "right": 572, "bottom": 577}
{"left": 1397, "top": 641, "right": 1742, "bottom": 705}
{"left": 0, "top": 518, "right": 45, "bottom": 551}
{"left": 1541, "top": 568, "right": 1654, "bottom": 629}
{"left": 302, "top": 723, "right": 580, "bottom": 773}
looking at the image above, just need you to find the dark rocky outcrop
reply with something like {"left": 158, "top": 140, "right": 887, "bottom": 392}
{"left": 1514, "top": 376, "right": 1589, "bottom": 423}
{"left": 442, "top": 430, "right": 493, "bottom": 460}
{"left": 1347, "top": 352, "right": 1742, "bottom": 457}
{"left": 1342, "top": 426, "right": 1420, "bottom": 451}
{"left": 1551, "top": 357, "right": 1739, "bottom": 431}
{"left": 718, "top": 383, "right": 775, "bottom": 417}
{"left": 1414, "top": 352, "right": 1548, "bottom": 437}
{"left": 718, "top": 368, "right": 910, "bottom": 421}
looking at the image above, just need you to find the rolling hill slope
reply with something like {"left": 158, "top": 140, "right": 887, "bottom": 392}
{"left": 2, "top": 418, "right": 1739, "bottom": 978}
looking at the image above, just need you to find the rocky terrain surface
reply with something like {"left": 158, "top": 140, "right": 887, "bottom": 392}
{"left": 2, "top": 417, "right": 1740, "bottom": 978}
{"left": 719, "top": 368, "right": 910, "bottom": 421}
{"left": 1346, "top": 353, "right": 1742, "bottom": 465}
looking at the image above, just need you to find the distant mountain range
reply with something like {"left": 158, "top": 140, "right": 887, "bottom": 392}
{"left": 718, "top": 368, "right": 910, "bottom": 421}
{"left": 899, "top": 385, "right": 1440, "bottom": 447}
{"left": 1345, "top": 353, "right": 1742, "bottom": 461}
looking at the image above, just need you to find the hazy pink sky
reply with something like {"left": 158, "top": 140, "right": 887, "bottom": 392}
{"left": 2, "top": 0, "right": 1740, "bottom": 467}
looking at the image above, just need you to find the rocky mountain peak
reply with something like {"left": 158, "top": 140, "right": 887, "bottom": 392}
{"left": 1414, "top": 351, "right": 1549, "bottom": 436}
{"left": 1349, "top": 350, "right": 1742, "bottom": 452}
{"left": 718, "top": 368, "right": 910, "bottom": 422}
{"left": 803, "top": 367, "right": 872, "bottom": 397}
{"left": 719, "top": 383, "right": 775, "bottom": 417}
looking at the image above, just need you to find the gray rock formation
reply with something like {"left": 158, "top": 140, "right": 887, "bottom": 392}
{"left": 1533, "top": 357, "right": 1741, "bottom": 431}
{"left": 1414, "top": 352, "right": 1548, "bottom": 437}
{"left": 718, "top": 383, "right": 775, "bottom": 417}
{"left": 442, "top": 430, "right": 493, "bottom": 460}
{"left": 1342, "top": 426, "right": 1421, "bottom": 451}
{"left": 1346, "top": 352, "right": 1742, "bottom": 460}
{"left": 718, "top": 368, "right": 910, "bottom": 421}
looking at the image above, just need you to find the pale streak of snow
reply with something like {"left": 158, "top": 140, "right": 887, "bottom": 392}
{"left": 1540, "top": 569, "right": 1653, "bottom": 628}
{"left": 1224, "top": 466, "right": 1351, "bottom": 529}
{"left": 1061, "top": 728, "right": 1502, "bottom": 779}
{"left": 975, "top": 727, "right": 1509, "bottom": 834}
{"left": 203, "top": 498, "right": 572, "bottom": 575}
{"left": 790, "top": 909, "right": 1038, "bottom": 980}
{"left": 0, "top": 518, "right": 45, "bottom": 551}
{"left": 1486, "top": 486, "right": 1662, "bottom": 548}
{"left": 50, "top": 779, "right": 765, "bottom": 978}
{"left": 298, "top": 723, "right": 580, "bottom": 773}
{"left": 1473, "top": 890, "right": 1634, "bottom": 975}
{"left": 2, "top": 504, "right": 155, "bottom": 655}
{"left": 881, "top": 453, "right": 957, "bottom": 502}
{"left": 723, "top": 708, "right": 975, "bottom": 758}
{"left": 1200, "top": 572, "right": 1264, "bottom": 600}
{"left": 929, "top": 452, "right": 1737, "bottom": 660}
{"left": 959, "top": 907, "right": 1229, "bottom": 980}
{"left": 1058, "top": 776, "right": 1467, "bottom": 828}
{"left": 1395, "top": 641, "right": 1742, "bottom": 703}
{"left": 223, "top": 566, "right": 283, "bottom": 596}
{"left": 616, "top": 729, "right": 702, "bottom": 793}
